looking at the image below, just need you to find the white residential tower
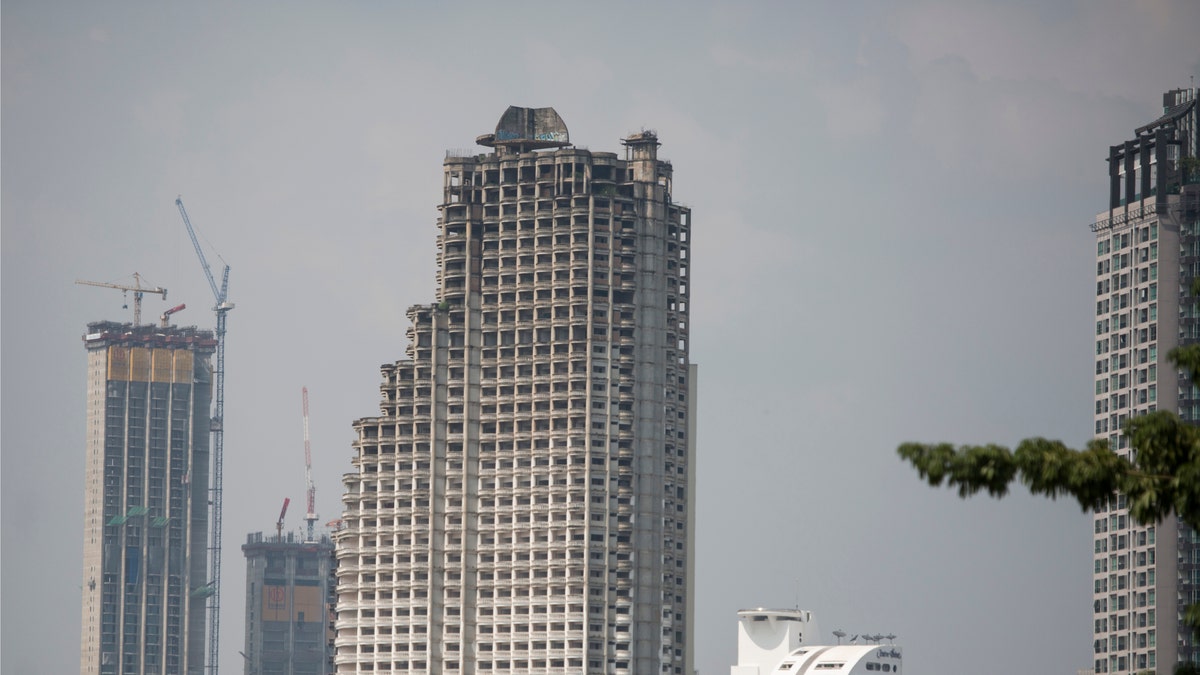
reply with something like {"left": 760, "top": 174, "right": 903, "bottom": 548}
{"left": 1090, "top": 87, "right": 1200, "bottom": 674}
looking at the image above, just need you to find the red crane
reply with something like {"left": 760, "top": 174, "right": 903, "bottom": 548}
{"left": 276, "top": 497, "right": 290, "bottom": 540}
{"left": 160, "top": 303, "right": 186, "bottom": 327}
{"left": 302, "top": 387, "right": 317, "bottom": 541}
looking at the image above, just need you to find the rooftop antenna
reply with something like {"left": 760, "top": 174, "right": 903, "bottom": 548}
{"left": 301, "top": 387, "right": 318, "bottom": 542}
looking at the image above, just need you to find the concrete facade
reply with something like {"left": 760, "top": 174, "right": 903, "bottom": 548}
{"left": 1090, "top": 87, "right": 1200, "bottom": 674}
{"left": 80, "top": 321, "right": 216, "bottom": 675}
{"left": 242, "top": 532, "right": 336, "bottom": 675}
{"left": 334, "top": 107, "right": 694, "bottom": 675}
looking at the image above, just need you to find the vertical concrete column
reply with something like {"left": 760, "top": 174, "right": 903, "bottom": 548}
{"left": 625, "top": 133, "right": 668, "bottom": 675}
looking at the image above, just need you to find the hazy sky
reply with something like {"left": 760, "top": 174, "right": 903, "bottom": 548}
{"left": 3, "top": 3, "right": 1199, "bottom": 674}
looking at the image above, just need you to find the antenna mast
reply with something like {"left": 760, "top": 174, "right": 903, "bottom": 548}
{"left": 302, "top": 387, "right": 317, "bottom": 541}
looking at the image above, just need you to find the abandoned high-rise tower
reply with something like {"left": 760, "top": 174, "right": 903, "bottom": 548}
{"left": 335, "top": 107, "right": 696, "bottom": 675}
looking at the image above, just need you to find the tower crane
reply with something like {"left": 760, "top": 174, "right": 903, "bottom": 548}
{"left": 302, "top": 387, "right": 318, "bottom": 542}
{"left": 75, "top": 272, "right": 166, "bottom": 326}
{"left": 175, "top": 197, "right": 234, "bottom": 675}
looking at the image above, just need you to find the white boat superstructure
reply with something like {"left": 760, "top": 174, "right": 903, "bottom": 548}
{"left": 731, "top": 609, "right": 902, "bottom": 674}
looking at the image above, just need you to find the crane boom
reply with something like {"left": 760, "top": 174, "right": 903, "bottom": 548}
{"left": 276, "top": 497, "right": 290, "bottom": 540}
{"left": 175, "top": 197, "right": 233, "bottom": 675}
{"left": 302, "top": 387, "right": 317, "bottom": 542}
{"left": 75, "top": 272, "right": 166, "bottom": 326}
{"left": 160, "top": 303, "right": 186, "bottom": 327}
{"left": 176, "top": 198, "right": 222, "bottom": 303}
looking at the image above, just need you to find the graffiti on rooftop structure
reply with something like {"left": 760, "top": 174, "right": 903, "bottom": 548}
{"left": 493, "top": 106, "right": 569, "bottom": 146}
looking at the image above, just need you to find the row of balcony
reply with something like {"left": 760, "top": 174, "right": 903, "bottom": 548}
{"left": 382, "top": 380, "right": 638, "bottom": 400}
{"left": 377, "top": 400, "right": 636, "bottom": 419}
{"left": 390, "top": 344, "right": 641, "bottom": 367}
{"left": 465, "top": 206, "right": 622, "bottom": 226}
{"left": 476, "top": 315, "right": 637, "bottom": 329}
{"left": 341, "top": 471, "right": 630, "bottom": 489}
{"left": 340, "top": 485, "right": 631, "bottom": 502}
{"left": 369, "top": 411, "right": 639, "bottom": 429}
{"left": 333, "top": 621, "right": 592, "bottom": 646}
{"left": 335, "top": 645, "right": 589, "bottom": 665}
{"left": 343, "top": 485, "right": 609, "bottom": 502}
{"left": 334, "top": 610, "right": 590, "bottom": 631}
{"left": 454, "top": 253, "right": 674, "bottom": 277}
{"left": 335, "top": 587, "right": 592, "bottom": 604}
{"left": 355, "top": 439, "right": 641, "bottom": 458}
{"left": 334, "top": 531, "right": 635, "bottom": 551}
{"left": 342, "top": 489, "right": 635, "bottom": 508}
{"left": 464, "top": 231, "right": 635, "bottom": 250}
{"left": 336, "top": 516, "right": 609, "bottom": 538}
{"left": 334, "top": 560, "right": 586, "bottom": 581}
{"left": 464, "top": 276, "right": 637, "bottom": 294}
{"left": 445, "top": 184, "right": 628, "bottom": 206}
{"left": 439, "top": 247, "right": 639, "bottom": 270}
{"left": 391, "top": 343, "right": 637, "bottom": 366}
{"left": 355, "top": 434, "right": 635, "bottom": 452}
{"left": 338, "top": 507, "right": 596, "bottom": 524}
{"left": 360, "top": 408, "right": 630, "bottom": 427}
{"left": 344, "top": 464, "right": 631, "bottom": 480}
{"left": 334, "top": 661, "right": 631, "bottom": 675}
{"left": 336, "top": 560, "right": 625, "bottom": 580}
{"left": 469, "top": 263, "right": 634, "bottom": 281}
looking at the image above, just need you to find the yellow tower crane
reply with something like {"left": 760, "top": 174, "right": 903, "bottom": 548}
{"left": 75, "top": 272, "right": 167, "bottom": 326}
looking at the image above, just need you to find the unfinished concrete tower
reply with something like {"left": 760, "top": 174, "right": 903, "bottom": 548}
{"left": 335, "top": 107, "right": 696, "bottom": 675}
{"left": 80, "top": 321, "right": 216, "bottom": 675}
{"left": 242, "top": 531, "right": 337, "bottom": 675}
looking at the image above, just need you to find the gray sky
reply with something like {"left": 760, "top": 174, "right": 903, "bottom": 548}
{"left": 3, "top": 2, "right": 1198, "bottom": 674}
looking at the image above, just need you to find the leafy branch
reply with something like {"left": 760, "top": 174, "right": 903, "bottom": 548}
{"left": 898, "top": 278, "right": 1200, "bottom": 639}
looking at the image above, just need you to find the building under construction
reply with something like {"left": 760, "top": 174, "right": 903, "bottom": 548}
{"left": 79, "top": 321, "right": 216, "bottom": 675}
{"left": 241, "top": 532, "right": 336, "bottom": 675}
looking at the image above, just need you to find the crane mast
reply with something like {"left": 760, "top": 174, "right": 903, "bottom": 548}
{"left": 175, "top": 197, "right": 233, "bottom": 675}
{"left": 302, "top": 387, "right": 317, "bottom": 542}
